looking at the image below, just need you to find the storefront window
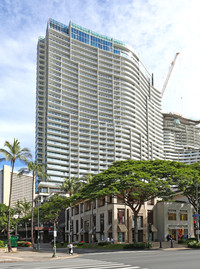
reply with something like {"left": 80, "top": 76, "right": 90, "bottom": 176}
{"left": 118, "top": 232, "right": 125, "bottom": 242}
{"left": 168, "top": 210, "right": 176, "bottom": 220}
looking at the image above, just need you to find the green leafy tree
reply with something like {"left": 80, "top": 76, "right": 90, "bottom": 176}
{"left": 77, "top": 160, "right": 184, "bottom": 243}
{"left": 0, "top": 203, "right": 15, "bottom": 234}
{"left": 19, "top": 161, "right": 47, "bottom": 249}
{"left": 0, "top": 139, "right": 31, "bottom": 251}
{"left": 175, "top": 162, "right": 200, "bottom": 211}
{"left": 39, "top": 194, "right": 69, "bottom": 230}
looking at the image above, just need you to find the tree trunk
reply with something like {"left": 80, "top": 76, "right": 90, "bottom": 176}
{"left": 7, "top": 163, "right": 14, "bottom": 252}
{"left": 31, "top": 172, "right": 35, "bottom": 249}
{"left": 133, "top": 212, "right": 138, "bottom": 243}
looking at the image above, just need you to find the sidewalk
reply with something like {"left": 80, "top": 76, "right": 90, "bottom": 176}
{"left": 0, "top": 242, "right": 188, "bottom": 263}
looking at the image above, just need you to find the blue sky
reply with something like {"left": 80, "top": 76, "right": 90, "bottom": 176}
{"left": 0, "top": 0, "right": 200, "bottom": 170}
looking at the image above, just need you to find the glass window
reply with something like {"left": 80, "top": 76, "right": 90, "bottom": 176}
{"left": 118, "top": 209, "right": 125, "bottom": 224}
{"left": 108, "top": 210, "right": 112, "bottom": 225}
{"left": 100, "top": 213, "right": 104, "bottom": 232}
{"left": 168, "top": 210, "right": 176, "bottom": 220}
{"left": 76, "top": 220, "right": 79, "bottom": 233}
{"left": 180, "top": 211, "right": 187, "bottom": 221}
{"left": 132, "top": 216, "right": 143, "bottom": 228}
{"left": 118, "top": 232, "right": 125, "bottom": 242}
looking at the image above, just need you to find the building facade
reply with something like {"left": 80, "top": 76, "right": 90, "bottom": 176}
{"left": 155, "top": 201, "right": 194, "bottom": 241}
{"left": 163, "top": 112, "right": 200, "bottom": 162}
{"left": 35, "top": 19, "right": 163, "bottom": 197}
{"left": 0, "top": 165, "right": 33, "bottom": 207}
{"left": 70, "top": 196, "right": 156, "bottom": 244}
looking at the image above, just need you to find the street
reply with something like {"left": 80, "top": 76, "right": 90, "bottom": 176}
{"left": 0, "top": 249, "right": 200, "bottom": 269}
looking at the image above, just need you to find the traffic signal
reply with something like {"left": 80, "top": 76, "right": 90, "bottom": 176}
{"left": 194, "top": 220, "right": 197, "bottom": 228}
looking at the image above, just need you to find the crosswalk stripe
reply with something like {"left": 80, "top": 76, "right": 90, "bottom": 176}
{"left": 58, "top": 258, "right": 142, "bottom": 269}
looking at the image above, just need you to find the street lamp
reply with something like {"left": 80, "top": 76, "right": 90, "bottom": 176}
{"left": 37, "top": 197, "right": 40, "bottom": 251}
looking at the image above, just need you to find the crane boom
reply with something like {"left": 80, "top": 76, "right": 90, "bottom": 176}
{"left": 161, "top": 52, "right": 179, "bottom": 97}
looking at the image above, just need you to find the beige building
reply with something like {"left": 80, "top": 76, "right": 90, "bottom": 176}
{"left": 70, "top": 196, "right": 157, "bottom": 243}
{"left": 70, "top": 196, "right": 194, "bottom": 243}
{"left": 0, "top": 165, "right": 34, "bottom": 207}
{"left": 155, "top": 201, "right": 194, "bottom": 241}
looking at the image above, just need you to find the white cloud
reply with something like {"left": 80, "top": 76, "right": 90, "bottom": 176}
{"left": 0, "top": 0, "right": 200, "bottom": 167}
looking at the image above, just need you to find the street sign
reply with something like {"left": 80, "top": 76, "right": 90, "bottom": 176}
{"left": 192, "top": 214, "right": 200, "bottom": 217}
{"left": 196, "top": 230, "right": 200, "bottom": 235}
{"left": 54, "top": 231, "right": 57, "bottom": 237}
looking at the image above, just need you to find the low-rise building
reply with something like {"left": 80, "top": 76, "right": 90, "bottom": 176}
{"left": 70, "top": 196, "right": 157, "bottom": 243}
{"left": 154, "top": 201, "right": 194, "bottom": 241}
{"left": 70, "top": 196, "right": 194, "bottom": 243}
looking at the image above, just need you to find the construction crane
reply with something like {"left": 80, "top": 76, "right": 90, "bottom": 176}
{"left": 161, "top": 52, "right": 179, "bottom": 97}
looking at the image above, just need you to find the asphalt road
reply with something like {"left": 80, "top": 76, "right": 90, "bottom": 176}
{"left": 1, "top": 249, "right": 200, "bottom": 269}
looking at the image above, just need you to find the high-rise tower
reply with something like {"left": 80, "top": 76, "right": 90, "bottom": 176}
{"left": 35, "top": 19, "right": 163, "bottom": 198}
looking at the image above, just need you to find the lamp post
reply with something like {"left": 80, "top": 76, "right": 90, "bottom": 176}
{"left": 37, "top": 197, "right": 40, "bottom": 251}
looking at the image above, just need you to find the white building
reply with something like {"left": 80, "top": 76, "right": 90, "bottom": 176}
{"left": 163, "top": 113, "right": 200, "bottom": 163}
{"left": 35, "top": 19, "right": 163, "bottom": 197}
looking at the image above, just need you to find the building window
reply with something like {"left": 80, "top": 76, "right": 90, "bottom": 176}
{"left": 132, "top": 216, "right": 143, "bottom": 228}
{"left": 80, "top": 203, "right": 83, "bottom": 213}
{"left": 100, "top": 213, "right": 104, "bottom": 232}
{"left": 93, "top": 214, "right": 96, "bottom": 227}
{"left": 108, "top": 210, "right": 112, "bottom": 225}
{"left": 75, "top": 205, "right": 79, "bottom": 215}
{"left": 118, "top": 232, "right": 125, "bottom": 242}
{"left": 80, "top": 217, "right": 83, "bottom": 229}
{"left": 180, "top": 210, "right": 187, "bottom": 221}
{"left": 118, "top": 209, "right": 125, "bottom": 224}
{"left": 98, "top": 197, "right": 105, "bottom": 207}
{"left": 76, "top": 220, "right": 79, "bottom": 234}
{"left": 85, "top": 201, "right": 91, "bottom": 211}
{"left": 100, "top": 233, "right": 105, "bottom": 241}
{"left": 117, "top": 195, "right": 124, "bottom": 204}
{"left": 168, "top": 210, "right": 176, "bottom": 220}
{"left": 107, "top": 195, "right": 112, "bottom": 204}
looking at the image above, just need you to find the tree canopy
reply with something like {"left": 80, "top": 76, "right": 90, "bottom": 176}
{"left": 74, "top": 159, "right": 195, "bottom": 242}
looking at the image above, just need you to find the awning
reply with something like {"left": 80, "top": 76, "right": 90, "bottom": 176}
{"left": 105, "top": 225, "right": 112, "bottom": 232}
{"left": 78, "top": 228, "right": 85, "bottom": 235}
{"left": 151, "top": 225, "right": 158, "bottom": 232}
{"left": 89, "top": 227, "right": 96, "bottom": 234}
{"left": 118, "top": 224, "right": 128, "bottom": 232}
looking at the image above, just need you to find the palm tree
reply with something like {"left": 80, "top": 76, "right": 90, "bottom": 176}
{"left": 19, "top": 161, "right": 47, "bottom": 249}
{"left": 0, "top": 138, "right": 31, "bottom": 252}
{"left": 60, "top": 177, "right": 82, "bottom": 196}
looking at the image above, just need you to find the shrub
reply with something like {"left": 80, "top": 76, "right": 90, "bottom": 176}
{"left": 188, "top": 241, "right": 200, "bottom": 248}
{"left": 98, "top": 242, "right": 111, "bottom": 246}
{"left": 17, "top": 241, "right": 31, "bottom": 247}
{"left": 123, "top": 242, "right": 152, "bottom": 249}
{"left": 0, "top": 240, "right": 4, "bottom": 248}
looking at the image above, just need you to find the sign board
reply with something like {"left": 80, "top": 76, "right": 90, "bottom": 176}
{"left": 192, "top": 214, "right": 200, "bottom": 217}
{"left": 54, "top": 231, "right": 57, "bottom": 237}
{"left": 196, "top": 230, "right": 200, "bottom": 235}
